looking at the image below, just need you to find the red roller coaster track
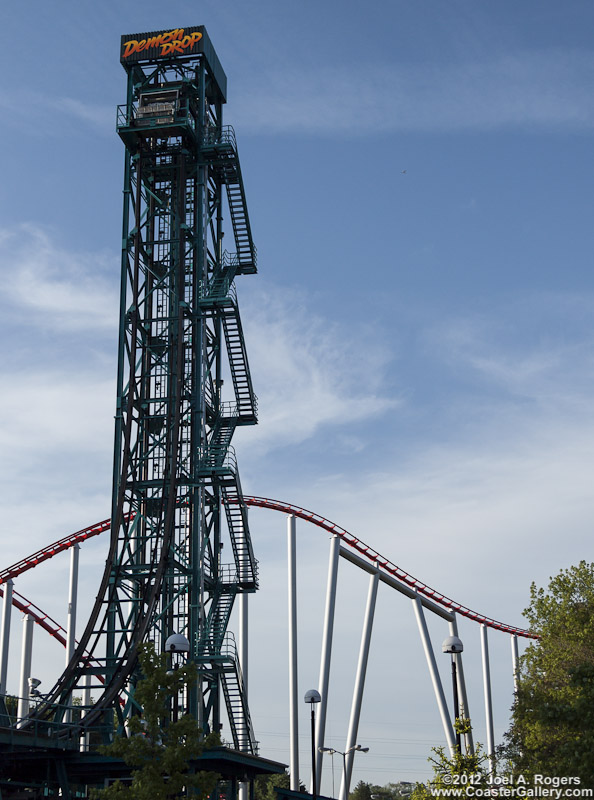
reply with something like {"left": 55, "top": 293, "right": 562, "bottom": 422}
{"left": 0, "top": 498, "right": 537, "bottom": 643}
{"left": 242, "top": 497, "right": 536, "bottom": 640}
{"left": 0, "top": 586, "right": 68, "bottom": 648}
{"left": 0, "top": 518, "right": 112, "bottom": 587}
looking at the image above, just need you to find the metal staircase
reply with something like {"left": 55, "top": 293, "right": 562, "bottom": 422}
{"left": 208, "top": 415, "right": 238, "bottom": 461}
{"left": 195, "top": 122, "right": 259, "bottom": 754}
{"left": 221, "top": 296, "right": 258, "bottom": 424}
{"left": 200, "top": 279, "right": 258, "bottom": 425}
{"left": 196, "top": 584, "right": 257, "bottom": 752}
{"left": 226, "top": 182, "right": 256, "bottom": 274}
{"left": 197, "top": 601, "right": 256, "bottom": 753}
{"left": 200, "top": 252, "right": 239, "bottom": 306}
{"left": 202, "top": 126, "right": 257, "bottom": 275}
{"left": 198, "top": 580, "right": 237, "bottom": 656}
{"left": 219, "top": 634, "right": 258, "bottom": 753}
{"left": 221, "top": 483, "right": 258, "bottom": 590}
{"left": 196, "top": 448, "right": 258, "bottom": 591}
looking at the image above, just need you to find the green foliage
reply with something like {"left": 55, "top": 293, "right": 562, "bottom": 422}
{"left": 349, "top": 781, "right": 373, "bottom": 800}
{"left": 254, "top": 770, "right": 306, "bottom": 800}
{"left": 499, "top": 561, "right": 594, "bottom": 785}
{"left": 4, "top": 695, "right": 18, "bottom": 718}
{"left": 410, "top": 742, "right": 489, "bottom": 799}
{"left": 348, "top": 780, "right": 415, "bottom": 800}
{"left": 91, "top": 643, "right": 219, "bottom": 800}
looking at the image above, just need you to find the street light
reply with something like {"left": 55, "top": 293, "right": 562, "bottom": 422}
{"left": 318, "top": 746, "right": 337, "bottom": 797}
{"left": 165, "top": 632, "right": 190, "bottom": 662}
{"left": 305, "top": 690, "right": 321, "bottom": 799}
{"left": 318, "top": 744, "right": 369, "bottom": 800}
{"left": 165, "top": 633, "right": 190, "bottom": 722}
{"left": 442, "top": 635, "right": 463, "bottom": 751}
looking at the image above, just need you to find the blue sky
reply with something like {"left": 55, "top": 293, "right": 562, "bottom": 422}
{"left": 1, "top": 0, "right": 593, "bottom": 786}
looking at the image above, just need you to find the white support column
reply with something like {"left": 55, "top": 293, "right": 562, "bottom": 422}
{"left": 64, "top": 543, "right": 80, "bottom": 724}
{"left": 66, "top": 544, "right": 80, "bottom": 665}
{"left": 17, "top": 615, "right": 34, "bottom": 724}
{"left": 412, "top": 596, "right": 456, "bottom": 756}
{"left": 480, "top": 624, "right": 495, "bottom": 774}
{"left": 511, "top": 634, "right": 519, "bottom": 694}
{"left": 448, "top": 616, "right": 474, "bottom": 755}
{"left": 315, "top": 534, "right": 340, "bottom": 793}
{"left": 287, "top": 515, "right": 300, "bottom": 792}
{"left": 340, "top": 569, "right": 379, "bottom": 800}
{"left": 239, "top": 593, "right": 249, "bottom": 800}
{"left": 0, "top": 580, "right": 14, "bottom": 695}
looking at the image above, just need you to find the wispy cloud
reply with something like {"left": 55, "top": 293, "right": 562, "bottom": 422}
{"left": 232, "top": 49, "right": 594, "bottom": 135}
{"left": 236, "top": 283, "right": 399, "bottom": 452}
{"left": 0, "top": 227, "right": 118, "bottom": 569}
{"left": 429, "top": 300, "right": 594, "bottom": 405}
{"left": 54, "top": 97, "right": 114, "bottom": 130}
{"left": 0, "top": 224, "right": 118, "bottom": 332}
{"left": 2, "top": 47, "right": 589, "bottom": 141}
{"left": 0, "top": 91, "right": 113, "bottom": 137}
{"left": 0, "top": 370, "right": 114, "bottom": 462}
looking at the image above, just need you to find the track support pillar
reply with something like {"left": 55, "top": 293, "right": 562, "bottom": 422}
{"left": 340, "top": 568, "right": 379, "bottom": 800}
{"left": 511, "top": 633, "right": 519, "bottom": 693}
{"left": 287, "top": 515, "right": 300, "bottom": 791}
{"left": 412, "top": 596, "right": 456, "bottom": 756}
{"left": 315, "top": 533, "right": 340, "bottom": 792}
{"left": 0, "top": 579, "right": 13, "bottom": 695}
{"left": 480, "top": 624, "right": 495, "bottom": 774}
{"left": 17, "top": 614, "right": 34, "bottom": 723}
{"left": 66, "top": 544, "right": 80, "bottom": 665}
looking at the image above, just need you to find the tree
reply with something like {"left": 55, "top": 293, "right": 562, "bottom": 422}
{"left": 91, "top": 643, "right": 219, "bottom": 799}
{"left": 349, "top": 781, "right": 373, "bottom": 800}
{"left": 499, "top": 560, "right": 594, "bottom": 785}
{"left": 254, "top": 770, "right": 306, "bottom": 800}
{"left": 410, "top": 724, "right": 489, "bottom": 800}
{"left": 349, "top": 779, "right": 419, "bottom": 800}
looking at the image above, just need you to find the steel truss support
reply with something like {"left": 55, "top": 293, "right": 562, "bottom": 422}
{"left": 315, "top": 533, "right": 340, "bottom": 792}
{"left": 480, "top": 624, "right": 495, "bottom": 773}
{"left": 511, "top": 633, "right": 519, "bottom": 693}
{"left": 0, "top": 579, "right": 13, "bottom": 695}
{"left": 17, "top": 614, "right": 34, "bottom": 724}
{"left": 340, "top": 569, "right": 379, "bottom": 800}
{"left": 65, "top": 544, "right": 79, "bottom": 666}
{"left": 287, "top": 515, "right": 300, "bottom": 791}
{"left": 339, "top": 546, "right": 457, "bottom": 757}
{"left": 412, "top": 596, "right": 457, "bottom": 757}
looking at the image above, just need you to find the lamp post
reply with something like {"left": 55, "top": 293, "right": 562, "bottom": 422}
{"left": 28, "top": 677, "right": 45, "bottom": 711}
{"left": 305, "top": 690, "right": 321, "bottom": 799}
{"left": 165, "top": 633, "right": 190, "bottom": 723}
{"left": 319, "top": 744, "right": 369, "bottom": 800}
{"left": 442, "top": 635, "right": 463, "bottom": 751}
{"left": 319, "top": 746, "right": 336, "bottom": 797}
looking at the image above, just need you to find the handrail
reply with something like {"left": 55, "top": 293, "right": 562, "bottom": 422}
{"left": 198, "top": 444, "right": 238, "bottom": 473}
{"left": 202, "top": 125, "right": 237, "bottom": 151}
{"left": 116, "top": 99, "right": 196, "bottom": 132}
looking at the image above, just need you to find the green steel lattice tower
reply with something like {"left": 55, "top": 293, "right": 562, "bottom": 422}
{"left": 42, "top": 25, "right": 260, "bottom": 751}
